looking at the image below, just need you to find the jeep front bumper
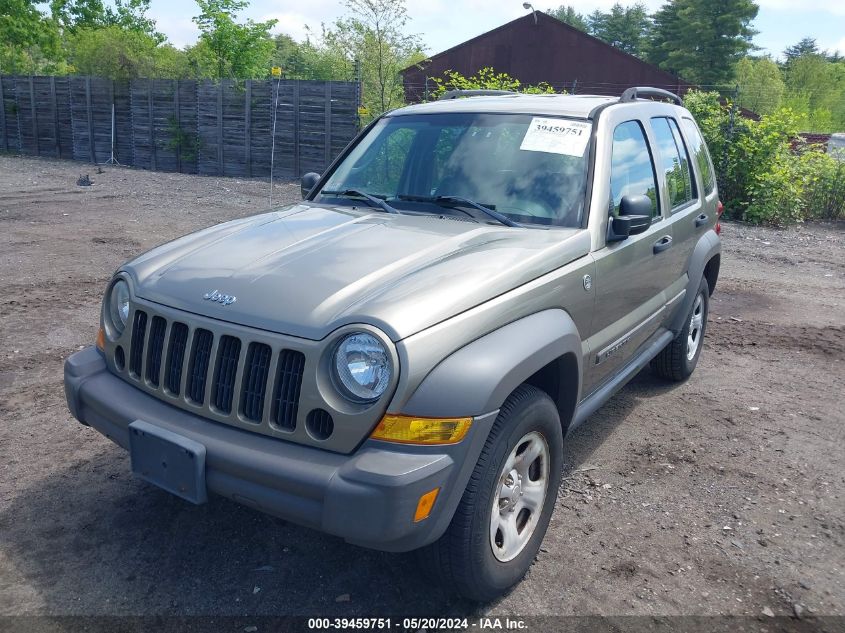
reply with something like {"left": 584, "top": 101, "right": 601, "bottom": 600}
{"left": 64, "top": 346, "right": 497, "bottom": 552}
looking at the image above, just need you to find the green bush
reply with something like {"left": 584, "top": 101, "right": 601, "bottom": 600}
{"left": 429, "top": 68, "right": 557, "bottom": 100}
{"left": 743, "top": 159, "right": 804, "bottom": 226}
{"left": 685, "top": 89, "right": 845, "bottom": 225}
{"left": 799, "top": 149, "right": 845, "bottom": 220}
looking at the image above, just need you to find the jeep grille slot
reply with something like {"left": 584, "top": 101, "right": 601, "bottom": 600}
{"left": 145, "top": 316, "right": 167, "bottom": 386}
{"left": 212, "top": 335, "right": 241, "bottom": 414}
{"left": 129, "top": 310, "right": 147, "bottom": 377}
{"left": 272, "top": 349, "right": 305, "bottom": 431}
{"left": 187, "top": 328, "right": 214, "bottom": 404}
{"left": 164, "top": 322, "right": 189, "bottom": 395}
{"left": 241, "top": 342, "right": 272, "bottom": 423}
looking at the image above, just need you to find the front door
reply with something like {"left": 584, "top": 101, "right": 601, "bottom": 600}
{"left": 584, "top": 119, "right": 676, "bottom": 393}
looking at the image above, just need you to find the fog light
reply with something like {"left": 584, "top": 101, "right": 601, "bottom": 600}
{"left": 370, "top": 414, "right": 472, "bottom": 445}
{"left": 414, "top": 488, "right": 440, "bottom": 522}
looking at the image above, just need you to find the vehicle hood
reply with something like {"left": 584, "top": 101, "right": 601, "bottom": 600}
{"left": 123, "top": 203, "right": 590, "bottom": 341}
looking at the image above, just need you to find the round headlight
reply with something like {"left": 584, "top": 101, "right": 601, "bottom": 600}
{"left": 108, "top": 279, "right": 130, "bottom": 336}
{"left": 332, "top": 332, "right": 391, "bottom": 402}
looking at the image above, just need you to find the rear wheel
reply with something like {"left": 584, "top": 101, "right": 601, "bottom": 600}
{"left": 417, "top": 385, "right": 562, "bottom": 602}
{"left": 651, "top": 276, "right": 710, "bottom": 381}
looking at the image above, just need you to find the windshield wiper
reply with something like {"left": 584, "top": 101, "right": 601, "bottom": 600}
{"left": 320, "top": 189, "right": 400, "bottom": 214}
{"left": 396, "top": 194, "right": 520, "bottom": 228}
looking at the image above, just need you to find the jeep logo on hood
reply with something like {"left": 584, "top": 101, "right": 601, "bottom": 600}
{"left": 203, "top": 289, "right": 237, "bottom": 306}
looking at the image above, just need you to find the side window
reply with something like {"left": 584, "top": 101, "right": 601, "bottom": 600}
{"left": 681, "top": 117, "right": 716, "bottom": 195}
{"left": 610, "top": 121, "right": 660, "bottom": 218}
{"left": 651, "top": 117, "right": 695, "bottom": 208}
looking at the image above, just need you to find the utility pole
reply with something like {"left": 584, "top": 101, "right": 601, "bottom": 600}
{"left": 728, "top": 84, "right": 738, "bottom": 137}
{"left": 721, "top": 84, "right": 739, "bottom": 181}
{"left": 354, "top": 59, "right": 362, "bottom": 129}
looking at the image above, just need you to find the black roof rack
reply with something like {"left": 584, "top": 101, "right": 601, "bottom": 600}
{"left": 438, "top": 89, "right": 518, "bottom": 100}
{"left": 619, "top": 87, "right": 683, "bottom": 106}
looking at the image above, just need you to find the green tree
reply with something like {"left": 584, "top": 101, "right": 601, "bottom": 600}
{"left": 270, "top": 32, "right": 351, "bottom": 80}
{"left": 587, "top": 3, "right": 650, "bottom": 57}
{"left": 321, "top": 0, "right": 425, "bottom": 115}
{"left": 735, "top": 56, "right": 784, "bottom": 115}
{"left": 649, "top": 0, "right": 759, "bottom": 85}
{"left": 50, "top": 0, "right": 107, "bottom": 32}
{"left": 545, "top": 5, "right": 588, "bottom": 31}
{"left": 67, "top": 25, "right": 188, "bottom": 79}
{"left": 108, "top": 0, "right": 163, "bottom": 42}
{"left": 152, "top": 43, "right": 194, "bottom": 78}
{"left": 0, "top": 0, "right": 62, "bottom": 73}
{"left": 783, "top": 37, "right": 819, "bottom": 65}
{"left": 272, "top": 33, "right": 302, "bottom": 76}
{"left": 192, "top": 0, "right": 277, "bottom": 79}
{"left": 50, "top": 0, "right": 163, "bottom": 41}
{"left": 782, "top": 54, "right": 845, "bottom": 132}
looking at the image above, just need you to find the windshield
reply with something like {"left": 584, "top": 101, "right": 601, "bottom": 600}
{"left": 317, "top": 112, "right": 591, "bottom": 227}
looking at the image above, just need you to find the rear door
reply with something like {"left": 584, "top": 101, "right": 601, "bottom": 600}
{"left": 671, "top": 116, "right": 720, "bottom": 272}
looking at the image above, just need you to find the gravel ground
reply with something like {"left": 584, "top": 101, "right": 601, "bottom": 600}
{"left": 0, "top": 155, "right": 843, "bottom": 622}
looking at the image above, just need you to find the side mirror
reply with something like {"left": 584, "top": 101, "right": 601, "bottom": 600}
{"left": 301, "top": 172, "right": 321, "bottom": 199}
{"left": 607, "top": 194, "right": 653, "bottom": 242}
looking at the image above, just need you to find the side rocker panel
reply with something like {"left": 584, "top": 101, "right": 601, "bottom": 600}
{"left": 400, "top": 309, "right": 583, "bottom": 419}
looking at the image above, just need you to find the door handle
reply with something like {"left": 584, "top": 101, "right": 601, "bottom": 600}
{"left": 694, "top": 213, "right": 709, "bottom": 228}
{"left": 653, "top": 235, "right": 673, "bottom": 254}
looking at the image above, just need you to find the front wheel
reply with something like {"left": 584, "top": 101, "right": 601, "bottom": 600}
{"left": 651, "top": 276, "right": 710, "bottom": 381}
{"left": 417, "top": 385, "right": 563, "bottom": 602}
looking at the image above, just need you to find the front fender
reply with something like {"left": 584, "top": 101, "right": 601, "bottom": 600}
{"left": 400, "top": 309, "right": 583, "bottom": 418}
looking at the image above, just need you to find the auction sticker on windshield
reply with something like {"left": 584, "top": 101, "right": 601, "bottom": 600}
{"left": 520, "top": 118, "right": 592, "bottom": 156}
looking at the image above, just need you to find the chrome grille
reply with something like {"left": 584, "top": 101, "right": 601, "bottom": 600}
{"left": 124, "top": 309, "right": 304, "bottom": 431}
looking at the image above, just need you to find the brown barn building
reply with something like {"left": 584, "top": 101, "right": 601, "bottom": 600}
{"left": 402, "top": 12, "right": 694, "bottom": 102}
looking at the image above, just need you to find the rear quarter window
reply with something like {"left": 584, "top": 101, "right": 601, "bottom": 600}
{"left": 681, "top": 117, "right": 716, "bottom": 196}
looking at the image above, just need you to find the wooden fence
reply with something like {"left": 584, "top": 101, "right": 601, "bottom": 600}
{"left": 0, "top": 76, "right": 359, "bottom": 178}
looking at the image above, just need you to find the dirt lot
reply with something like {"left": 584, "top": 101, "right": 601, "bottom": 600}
{"left": 0, "top": 155, "right": 843, "bottom": 622}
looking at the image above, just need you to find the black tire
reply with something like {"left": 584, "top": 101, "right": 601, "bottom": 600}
{"left": 417, "top": 384, "right": 563, "bottom": 602}
{"left": 651, "top": 276, "right": 710, "bottom": 381}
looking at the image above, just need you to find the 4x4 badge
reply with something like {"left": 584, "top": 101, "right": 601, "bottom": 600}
{"left": 203, "top": 289, "right": 237, "bottom": 305}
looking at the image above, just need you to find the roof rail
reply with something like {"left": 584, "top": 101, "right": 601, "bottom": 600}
{"left": 619, "top": 87, "right": 683, "bottom": 106}
{"left": 438, "top": 89, "right": 518, "bottom": 100}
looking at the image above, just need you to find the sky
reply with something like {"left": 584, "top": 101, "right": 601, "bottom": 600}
{"left": 147, "top": 0, "right": 845, "bottom": 61}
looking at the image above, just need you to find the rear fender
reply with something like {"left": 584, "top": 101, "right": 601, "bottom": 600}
{"left": 670, "top": 230, "right": 721, "bottom": 334}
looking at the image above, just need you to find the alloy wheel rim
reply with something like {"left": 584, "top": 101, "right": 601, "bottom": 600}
{"left": 687, "top": 293, "right": 705, "bottom": 361}
{"left": 490, "top": 431, "right": 550, "bottom": 562}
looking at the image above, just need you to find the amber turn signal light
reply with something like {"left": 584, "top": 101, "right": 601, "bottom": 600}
{"left": 96, "top": 326, "right": 105, "bottom": 351}
{"left": 414, "top": 488, "right": 440, "bottom": 522}
{"left": 370, "top": 414, "right": 472, "bottom": 445}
